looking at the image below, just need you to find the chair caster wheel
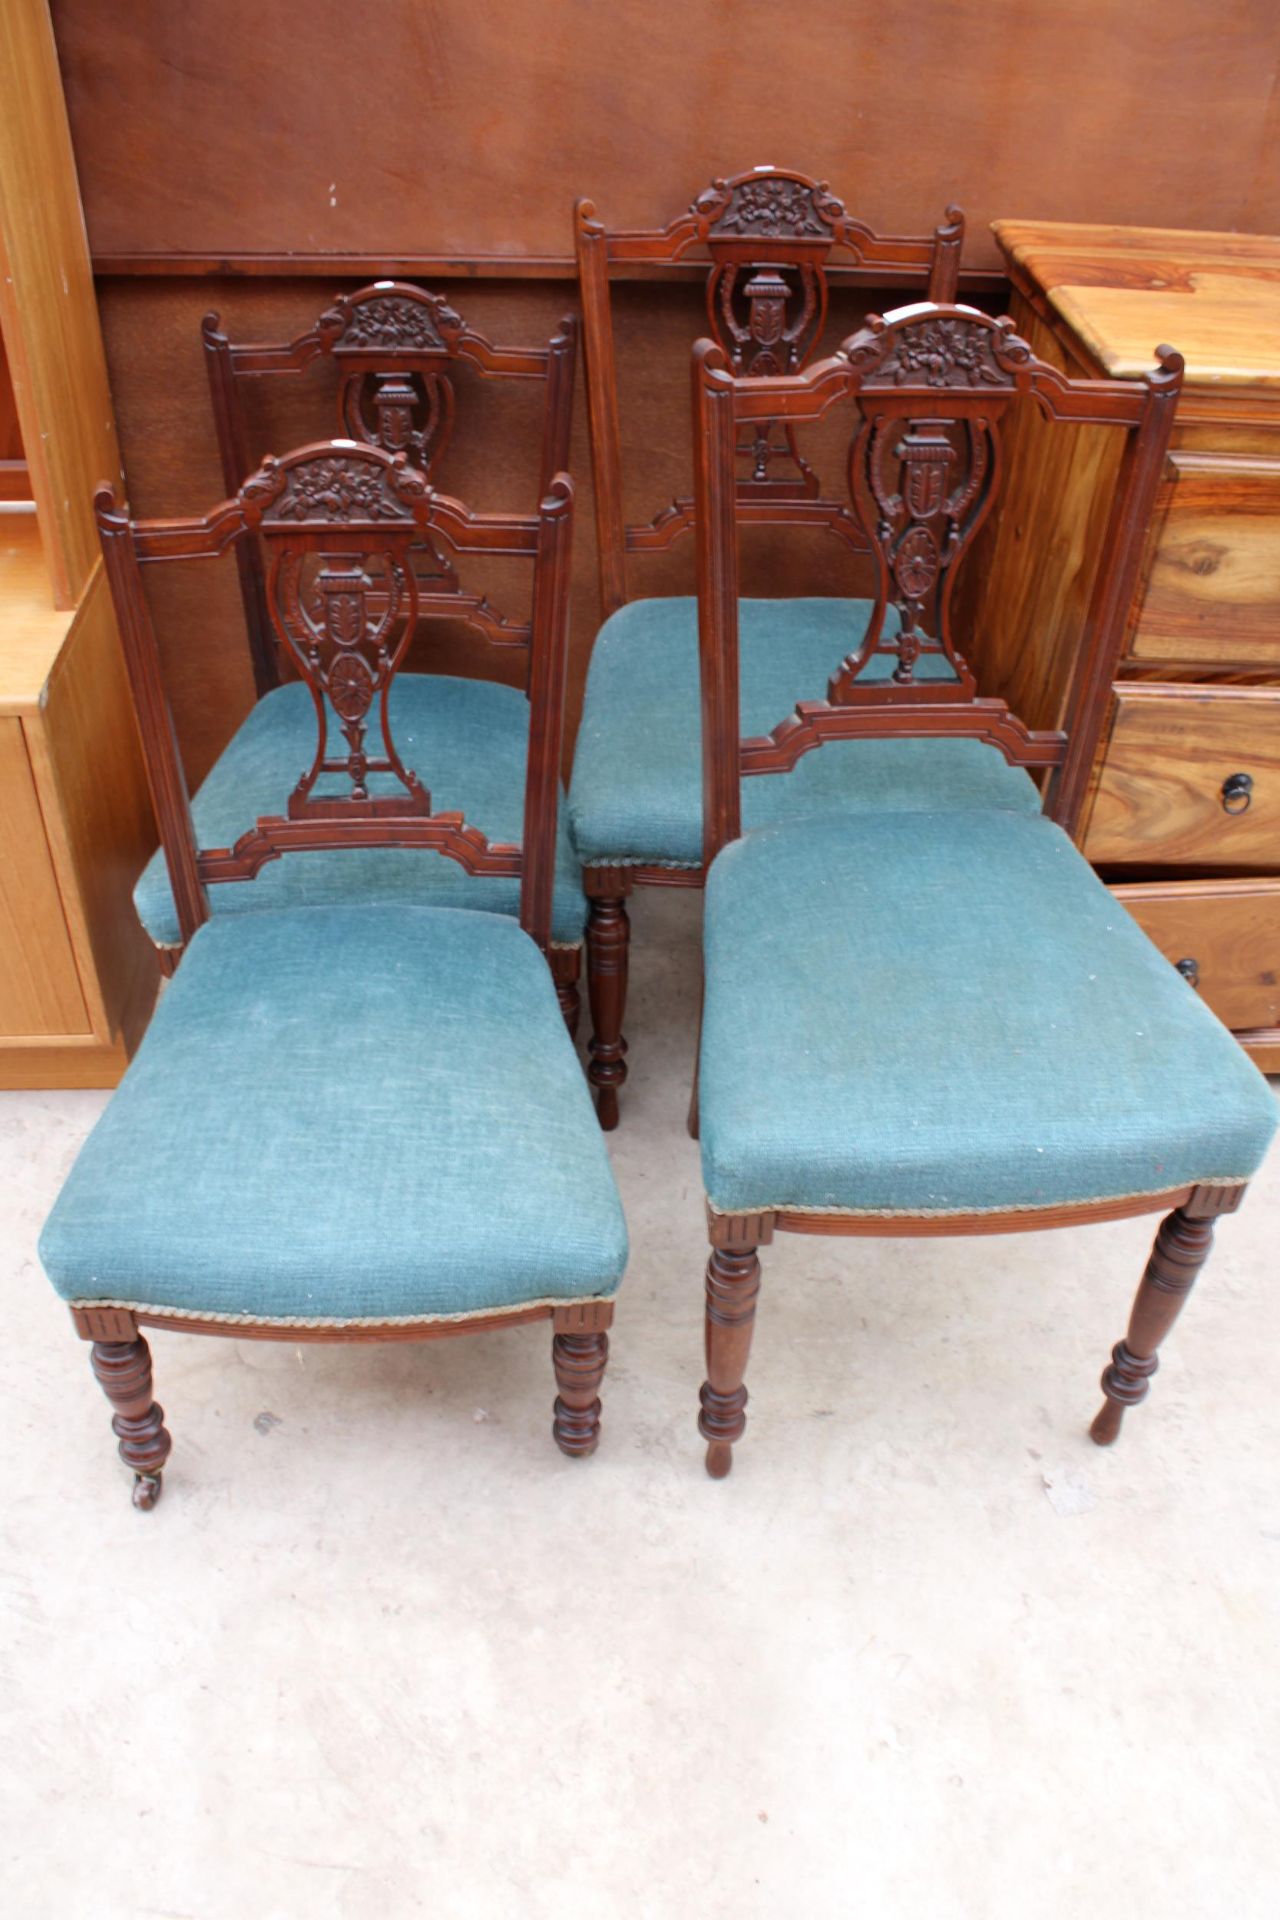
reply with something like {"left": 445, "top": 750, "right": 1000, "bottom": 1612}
{"left": 131, "top": 1472, "right": 163, "bottom": 1511}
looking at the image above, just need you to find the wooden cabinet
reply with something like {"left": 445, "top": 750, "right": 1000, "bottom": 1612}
{"left": 0, "top": 3, "right": 156, "bottom": 1086}
{"left": 972, "top": 222, "right": 1280, "bottom": 1073}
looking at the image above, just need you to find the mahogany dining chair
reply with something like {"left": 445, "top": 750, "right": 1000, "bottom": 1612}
{"left": 38, "top": 441, "right": 626, "bottom": 1508}
{"left": 689, "top": 304, "right": 1277, "bottom": 1477}
{"left": 130, "top": 283, "right": 588, "bottom": 1031}
{"left": 568, "top": 169, "right": 1021, "bottom": 1126}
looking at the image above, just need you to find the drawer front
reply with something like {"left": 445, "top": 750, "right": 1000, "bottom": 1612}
{"left": 1130, "top": 453, "right": 1280, "bottom": 668}
{"left": 1084, "top": 687, "right": 1280, "bottom": 868}
{"left": 1113, "top": 879, "right": 1280, "bottom": 1034}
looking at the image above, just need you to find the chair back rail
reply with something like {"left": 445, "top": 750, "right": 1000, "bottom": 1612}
{"left": 693, "top": 303, "right": 1183, "bottom": 864}
{"left": 96, "top": 440, "right": 575, "bottom": 955}
{"left": 576, "top": 167, "right": 965, "bottom": 614}
{"left": 202, "top": 282, "right": 578, "bottom": 696}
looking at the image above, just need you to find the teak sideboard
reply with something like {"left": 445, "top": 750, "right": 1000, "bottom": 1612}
{"left": 969, "top": 221, "right": 1280, "bottom": 1073}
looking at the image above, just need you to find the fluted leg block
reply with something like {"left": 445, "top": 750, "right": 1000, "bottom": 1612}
{"left": 1090, "top": 1204, "right": 1216, "bottom": 1446}
{"left": 552, "top": 1331, "right": 609, "bottom": 1457}
{"left": 556, "top": 977, "right": 581, "bottom": 1039}
{"left": 586, "top": 891, "right": 630, "bottom": 1130}
{"left": 699, "top": 1241, "right": 762, "bottom": 1478}
{"left": 90, "top": 1336, "right": 172, "bottom": 1509}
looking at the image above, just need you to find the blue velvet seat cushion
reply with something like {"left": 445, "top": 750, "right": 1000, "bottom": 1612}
{"left": 701, "top": 809, "right": 1277, "bottom": 1215}
{"left": 39, "top": 906, "right": 627, "bottom": 1321}
{"left": 568, "top": 597, "right": 1040, "bottom": 868}
{"left": 134, "top": 675, "right": 587, "bottom": 948}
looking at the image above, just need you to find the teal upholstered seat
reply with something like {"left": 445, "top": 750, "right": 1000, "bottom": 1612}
{"left": 568, "top": 597, "right": 1040, "bottom": 869}
{"left": 40, "top": 905, "right": 627, "bottom": 1323}
{"left": 134, "top": 675, "right": 587, "bottom": 948}
{"left": 700, "top": 809, "right": 1277, "bottom": 1217}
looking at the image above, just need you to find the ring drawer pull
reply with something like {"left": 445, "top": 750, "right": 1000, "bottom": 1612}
{"left": 1221, "top": 771, "right": 1253, "bottom": 814}
{"left": 1175, "top": 957, "right": 1200, "bottom": 989}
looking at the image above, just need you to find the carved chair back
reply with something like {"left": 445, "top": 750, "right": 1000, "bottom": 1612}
{"left": 575, "top": 168, "right": 966, "bottom": 614}
{"left": 693, "top": 303, "right": 1184, "bottom": 862}
{"left": 203, "top": 282, "right": 577, "bottom": 696}
{"left": 97, "top": 440, "right": 575, "bottom": 956}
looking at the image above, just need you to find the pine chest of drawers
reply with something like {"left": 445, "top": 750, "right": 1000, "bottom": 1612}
{"left": 973, "top": 222, "right": 1280, "bottom": 1072}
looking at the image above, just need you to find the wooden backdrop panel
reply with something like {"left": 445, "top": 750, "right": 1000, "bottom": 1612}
{"left": 55, "top": 0, "right": 1280, "bottom": 273}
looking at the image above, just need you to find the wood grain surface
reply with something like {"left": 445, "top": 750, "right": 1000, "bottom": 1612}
{"left": 1084, "top": 685, "right": 1280, "bottom": 868}
{"left": 0, "top": 716, "right": 91, "bottom": 1036}
{"left": 0, "top": 0, "right": 123, "bottom": 605}
{"left": 1130, "top": 451, "right": 1280, "bottom": 666}
{"left": 996, "top": 222, "right": 1280, "bottom": 387}
{"left": 52, "top": 2, "right": 1280, "bottom": 273}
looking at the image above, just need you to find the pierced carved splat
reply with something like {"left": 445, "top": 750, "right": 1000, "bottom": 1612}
{"left": 317, "top": 289, "right": 527, "bottom": 623}
{"left": 580, "top": 172, "right": 966, "bottom": 587}
{"left": 98, "top": 442, "right": 578, "bottom": 956}
{"left": 716, "top": 266, "right": 823, "bottom": 495}
{"left": 315, "top": 287, "right": 466, "bottom": 474}
{"left": 828, "top": 412, "right": 996, "bottom": 698}
{"left": 271, "top": 549, "right": 429, "bottom": 818}
{"left": 340, "top": 366, "right": 458, "bottom": 472}
{"left": 244, "top": 446, "right": 432, "bottom": 820}
{"left": 207, "top": 284, "right": 581, "bottom": 670}
{"left": 694, "top": 302, "right": 1185, "bottom": 873}
{"left": 695, "top": 173, "right": 844, "bottom": 495}
{"left": 824, "top": 310, "right": 1035, "bottom": 701}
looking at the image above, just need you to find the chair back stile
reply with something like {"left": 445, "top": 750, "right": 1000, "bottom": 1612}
{"left": 577, "top": 168, "right": 966, "bottom": 617}
{"left": 96, "top": 441, "right": 575, "bottom": 959}
{"left": 201, "top": 283, "right": 578, "bottom": 698}
{"left": 693, "top": 305, "right": 1184, "bottom": 869}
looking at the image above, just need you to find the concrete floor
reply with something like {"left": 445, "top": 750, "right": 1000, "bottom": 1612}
{"left": 2, "top": 886, "right": 1278, "bottom": 1918}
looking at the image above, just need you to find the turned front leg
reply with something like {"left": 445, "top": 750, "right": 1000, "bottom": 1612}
{"left": 1090, "top": 1200, "right": 1222, "bottom": 1446}
{"left": 90, "top": 1335, "right": 172, "bottom": 1509}
{"left": 586, "top": 883, "right": 631, "bottom": 1131}
{"left": 552, "top": 1330, "right": 610, "bottom": 1456}
{"left": 699, "top": 1234, "right": 763, "bottom": 1479}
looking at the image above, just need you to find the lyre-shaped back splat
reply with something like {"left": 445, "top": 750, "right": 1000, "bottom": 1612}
{"left": 576, "top": 169, "right": 966, "bottom": 606}
{"left": 203, "top": 287, "right": 578, "bottom": 686}
{"left": 828, "top": 310, "right": 1032, "bottom": 704}
{"left": 96, "top": 441, "right": 577, "bottom": 954}
{"left": 698, "top": 172, "right": 837, "bottom": 370}
{"left": 319, "top": 284, "right": 467, "bottom": 473}
{"left": 699, "top": 173, "right": 842, "bottom": 497}
{"left": 692, "top": 304, "right": 1184, "bottom": 870}
{"left": 247, "top": 444, "right": 433, "bottom": 820}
